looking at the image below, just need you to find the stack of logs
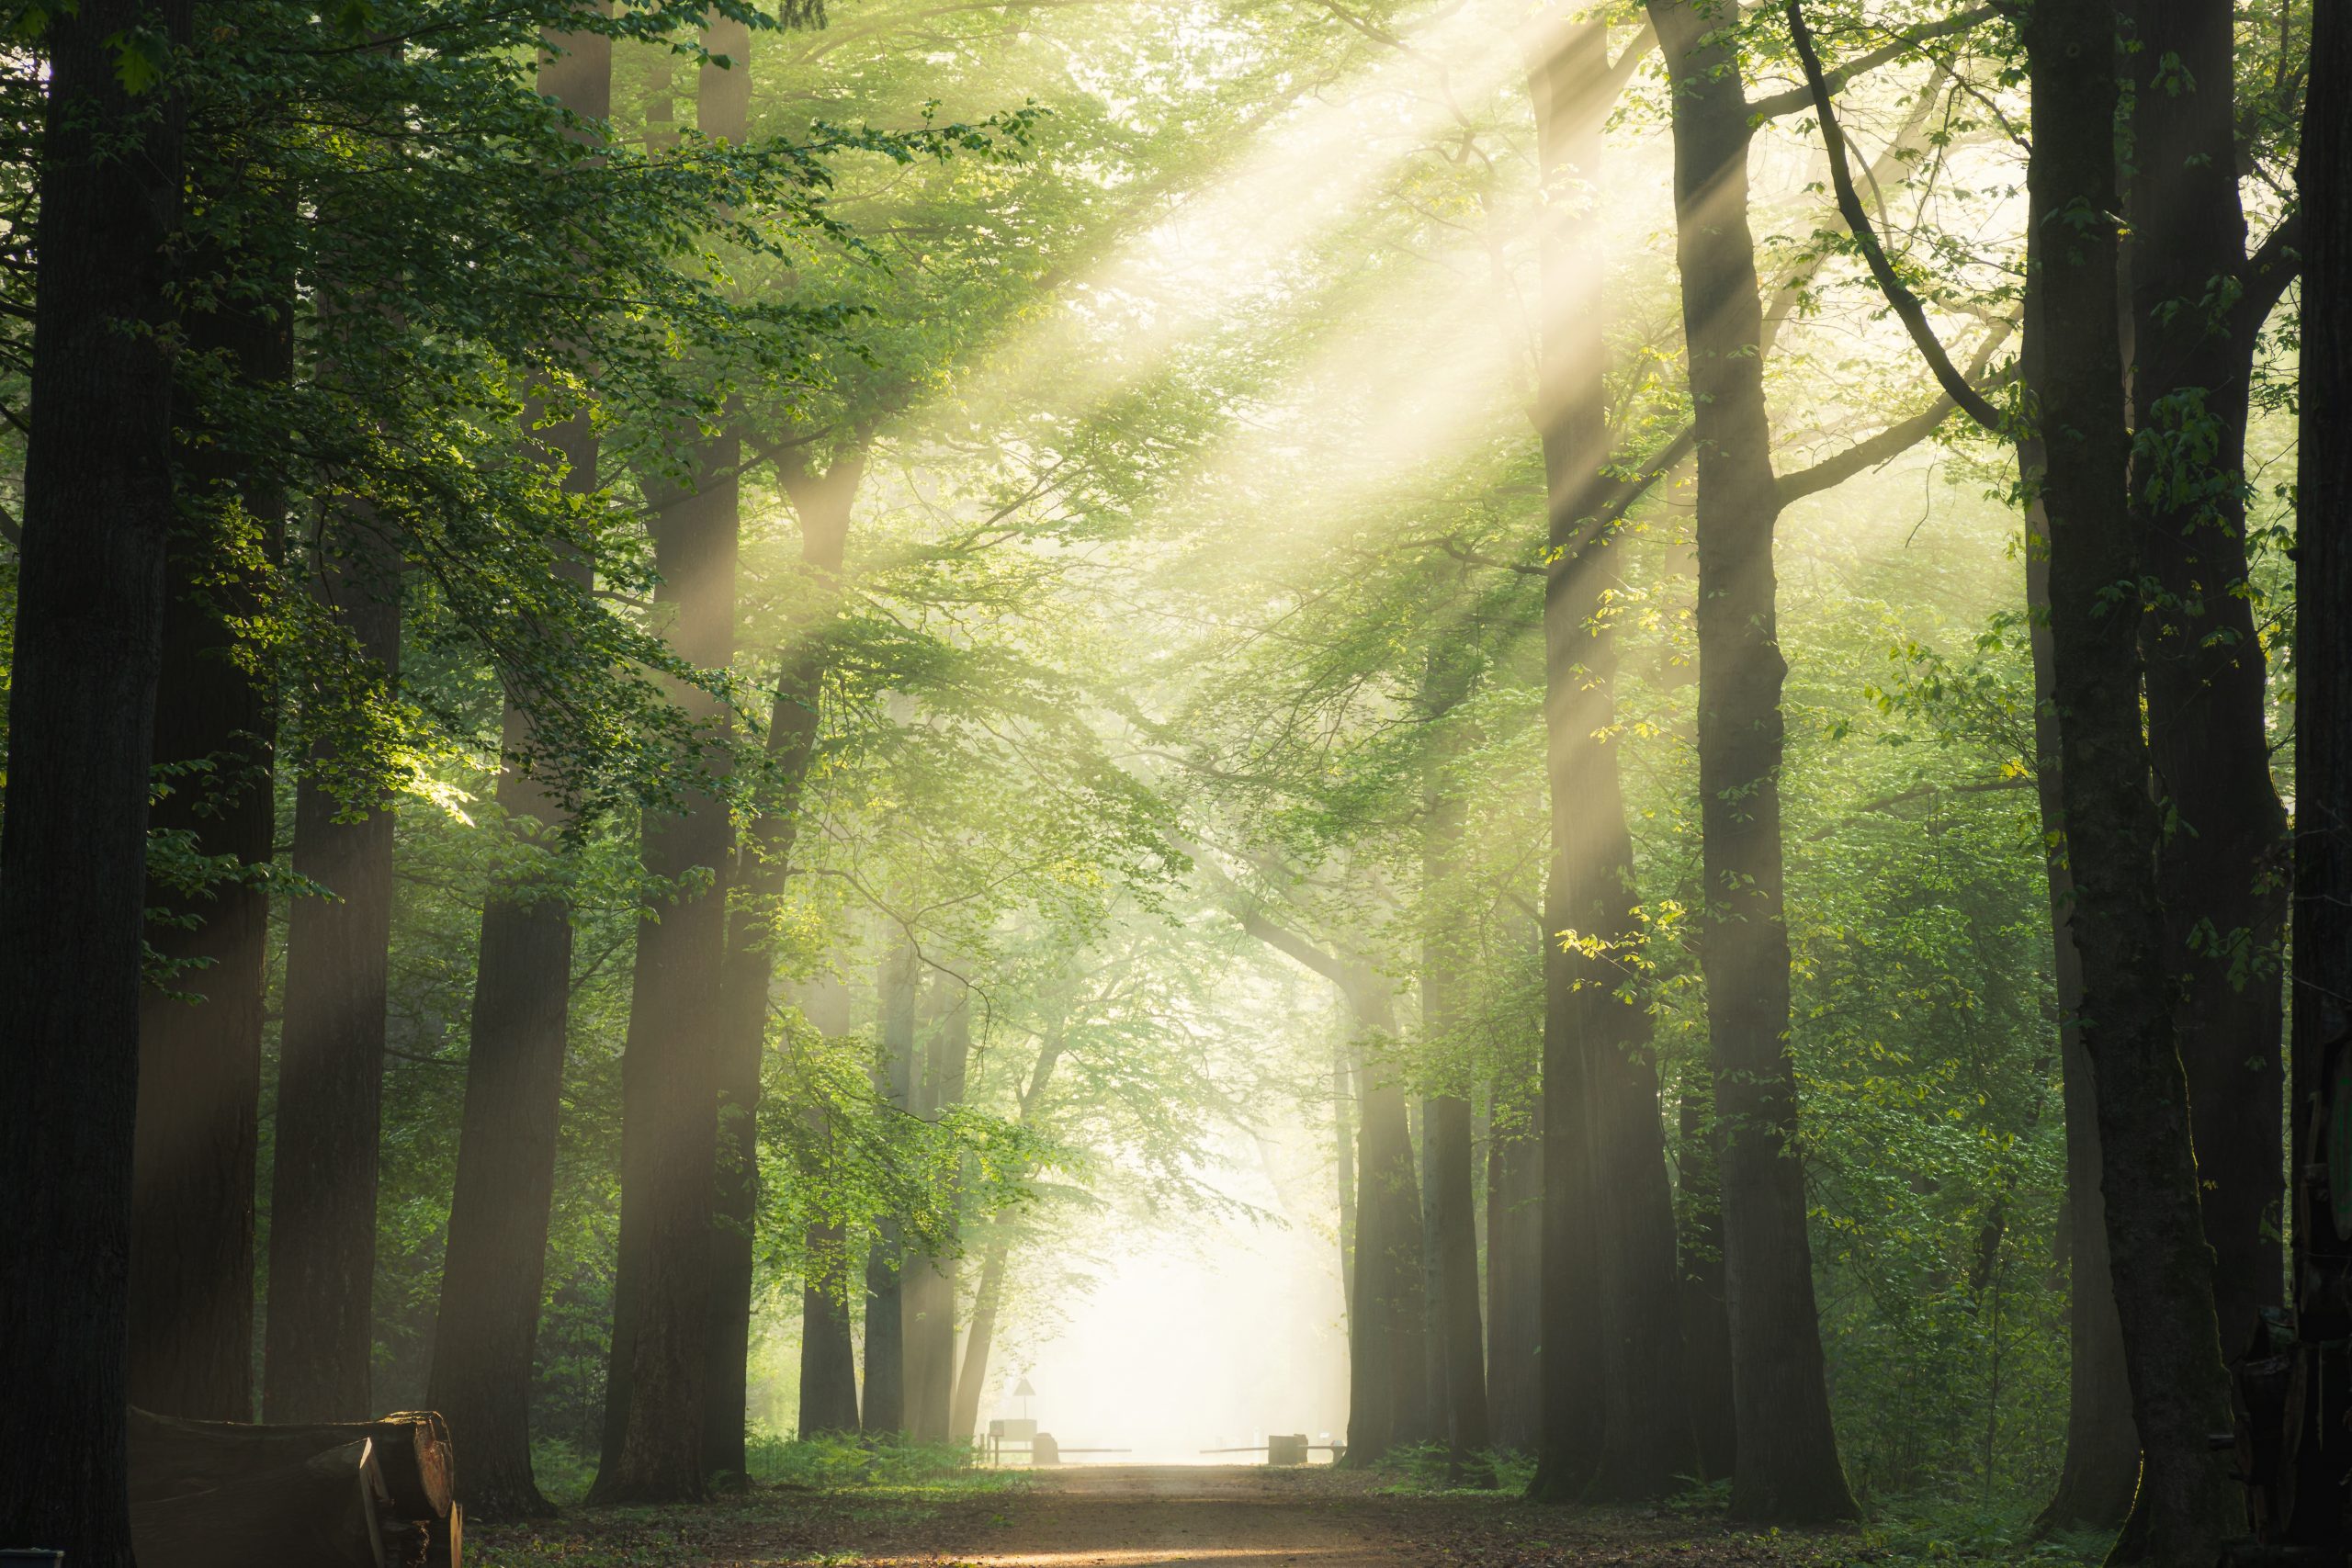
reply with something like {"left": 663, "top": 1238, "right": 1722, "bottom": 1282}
{"left": 129, "top": 1408, "right": 459, "bottom": 1568}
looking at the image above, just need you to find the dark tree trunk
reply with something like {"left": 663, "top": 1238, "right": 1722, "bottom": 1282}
{"left": 266, "top": 534, "right": 403, "bottom": 1425}
{"left": 1420, "top": 649, "right": 1493, "bottom": 1483}
{"left": 1647, "top": 0, "right": 1853, "bottom": 1521}
{"left": 130, "top": 244, "right": 292, "bottom": 1424}
{"left": 1339, "top": 964, "right": 1430, "bottom": 1463}
{"left": 2129, "top": 0, "right": 2288, "bottom": 1371}
{"left": 2019, "top": 225, "right": 2138, "bottom": 1530}
{"left": 426, "top": 32, "right": 611, "bottom": 1517}
{"left": 861, "top": 938, "right": 919, "bottom": 1436}
{"left": 592, "top": 426, "right": 740, "bottom": 1502}
{"left": 2282, "top": 3, "right": 2352, "bottom": 1548}
{"left": 1675, "top": 1072, "right": 1736, "bottom": 1483}
{"left": 1484, "top": 1097, "right": 1540, "bottom": 1454}
{"left": 904, "top": 983, "right": 970, "bottom": 1443}
{"left": 2023, "top": 5, "right": 2241, "bottom": 1560}
{"left": 795, "top": 974, "right": 862, "bottom": 1437}
{"left": 1522, "top": 13, "right": 1614, "bottom": 1504}
{"left": 706, "top": 439, "right": 865, "bottom": 1471}
{"left": 0, "top": 5, "right": 192, "bottom": 1560}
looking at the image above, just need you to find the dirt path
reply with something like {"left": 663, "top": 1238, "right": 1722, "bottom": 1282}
{"left": 911, "top": 1463, "right": 1412, "bottom": 1565}
{"left": 474, "top": 1462, "right": 1878, "bottom": 1567}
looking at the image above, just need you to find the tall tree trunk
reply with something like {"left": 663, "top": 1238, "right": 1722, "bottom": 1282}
{"left": 2282, "top": 4, "right": 2352, "bottom": 1547}
{"left": 1343, "top": 976, "right": 1430, "bottom": 1463}
{"left": 2019, "top": 214, "right": 2138, "bottom": 1530}
{"left": 2023, "top": 5, "right": 2240, "bottom": 1560}
{"left": 950, "top": 1223, "right": 1014, "bottom": 1444}
{"left": 1484, "top": 1095, "right": 1539, "bottom": 1453}
{"left": 592, "top": 436, "right": 738, "bottom": 1501}
{"left": 862, "top": 936, "right": 919, "bottom": 1435}
{"left": 1675, "top": 1071, "right": 1736, "bottom": 1482}
{"left": 1420, "top": 649, "right": 1493, "bottom": 1483}
{"left": 2129, "top": 0, "right": 2288, "bottom": 1372}
{"left": 796, "top": 970, "right": 862, "bottom": 1437}
{"left": 130, "top": 242, "right": 291, "bottom": 1423}
{"left": 0, "top": 5, "right": 193, "bottom": 1560}
{"left": 1522, "top": 12, "right": 1614, "bottom": 1503}
{"left": 593, "top": 22, "right": 749, "bottom": 1503}
{"left": 266, "top": 532, "right": 403, "bottom": 1424}
{"left": 426, "top": 23, "right": 611, "bottom": 1518}
{"left": 707, "top": 439, "right": 866, "bottom": 1470}
{"left": 1647, "top": 0, "right": 1853, "bottom": 1520}
{"left": 1337, "top": 1036, "right": 1359, "bottom": 1306}
{"left": 904, "top": 984, "right": 970, "bottom": 1443}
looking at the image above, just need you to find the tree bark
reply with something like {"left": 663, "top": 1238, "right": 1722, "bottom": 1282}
{"left": 796, "top": 971, "right": 863, "bottom": 1437}
{"left": 0, "top": 5, "right": 193, "bottom": 1561}
{"left": 1484, "top": 1096, "right": 1540, "bottom": 1454}
{"left": 1646, "top": 0, "right": 1854, "bottom": 1520}
{"left": 130, "top": 233, "right": 292, "bottom": 1424}
{"left": 2128, "top": 0, "right": 2289, "bottom": 1372}
{"left": 950, "top": 1223, "right": 1014, "bottom": 1444}
{"left": 266, "top": 532, "right": 403, "bottom": 1425}
{"left": 904, "top": 985, "right": 970, "bottom": 1443}
{"left": 2018, "top": 213, "right": 2139, "bottom": 1529}
{"left": 425, "top": 25, "right": 611, "bottom": 1518}
{"left": 592, "top": 427, "right": 739, "bottom": 1502}
{"left": 2023, "top": 5, "right": 2241, "bottom": 1560}
{"left": 861, "top": 936, "right": 919, "bottom": 1436}
{"left": 2281, "top": 3, "right": 2352, "bottom": 1548}
{"left": 1420, "top": 649, "right": 1493, "bottom": 1483}
{"left": 1675, "top": 1071, "right": 1736, "bottom": 1482}
{"left": 707, "top": 438, "right": 865, "bottom": 1470}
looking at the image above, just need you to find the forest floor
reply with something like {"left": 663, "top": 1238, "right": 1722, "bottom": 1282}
{"left": 471, "top": 1461, "right": 2106, "bottom": 1567}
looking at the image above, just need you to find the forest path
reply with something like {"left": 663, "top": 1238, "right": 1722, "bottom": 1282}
{"left": 910, "top": 1462, "right": 1405, "bottom": 1565}
{"left": 475, "top": 1461, "right": 1867, "bottom": 1567}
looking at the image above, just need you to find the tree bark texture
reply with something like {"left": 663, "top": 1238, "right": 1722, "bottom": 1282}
{"left": 861, "top": 937, "right": 920, "bottom": 1436}
{"left": 2128, "top": 0, "right": 2289, "bottom": 1369}
{"left": 1341, "top": 974, "right": 1430, "bottom": 1464}
{"left": 2024, "top": 5, "right": 2242, "bottom": 1560}
{"left": 796, "top": 974, "right": 863, "bottom": 1437}
{"left": 130, "top": 243, "right": 292, "bottom": 1423}
{"left": 592, "top": 426, "right": 740, "bottom": 1501}
{"left": 1675, "top": 1071, "right": 1736, "bottom": 1483}
{"left": 706, "top": 438, "right": 865, "bottom": 1471}
{"left": 428, "top": 23, "right": 608, "bottom": 1495}
{"left": 1484, "top": 1099, "right": 1540, "bottom": 1454}
{"left": 266, "top": 532, "right": 404, "bottom": 1425}
{"left": 1647, "top": 0, "right": 1853, "bottom": 1521}
{"left": 904, "top": 982, "right": 971, "bottom": 1443}
{"left": 0, "top": 5, "right": 192, "bottom": 1561}
{"left": 2018, "top": 225, "right": 2138, "bottom": 1529}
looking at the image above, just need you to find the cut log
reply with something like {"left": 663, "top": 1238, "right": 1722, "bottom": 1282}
{"left": 129, "top": 1437, "right": 387, "bottom": 1568}
{"left": 130, "top": 1406, "right": 455, "bottom": 1520}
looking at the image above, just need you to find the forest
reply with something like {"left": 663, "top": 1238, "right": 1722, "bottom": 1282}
{"left": 0, "top": 0, "right": 2346, "bottom": 1566}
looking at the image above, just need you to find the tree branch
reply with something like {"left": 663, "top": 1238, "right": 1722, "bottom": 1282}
{"left": 1774, "top": 323, "right": 2015, "bottom": 507}
{"left": 1747, "top": 6, "right": 1996, "bottom": 121}
{"left": 1783, "top": 0, "right": 2004, "bottom": 431}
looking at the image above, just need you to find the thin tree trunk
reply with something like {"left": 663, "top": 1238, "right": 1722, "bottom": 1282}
{"left": 905, "top": 981, "right": 970, "bottom": 1443}
{"left": 862, "top": 937, "right": 919, "bottom": 1436}
{"left": 1420, "top": 649, "right": 1493, "bottom": 1483}
{"left": 950, "top": 1221, "right": 1015, "bottom": 1445}
{"left": 1337, "top": 1036, "right": 1359, "bottom": 1305}
{"left": 797, "top": 974, "right": 861, "bottom": 1438}
{"left": 1675, "top": 1071, "right": 1736, "bottom": 1483}
{"left": 1647, "top": 0, "right": 1853, "bottom": 1520}
{"left": 2129, "top": 0, "right": 2288, "bottom": 1372}
{"left": 266, "top": 534, "right": 403, "bottom": 1424}
{"left": 1484, "top": 1095, "right": 1540, "bottom": 1454}
{"left": 0, "top": 5, "right": 193, "bottom": 1560}
{"left": 130, "top": 242, "right": 291, "bottom": 1423}
{"left": 2023, "top": 5, "right": 2241, "bottom": 1560}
